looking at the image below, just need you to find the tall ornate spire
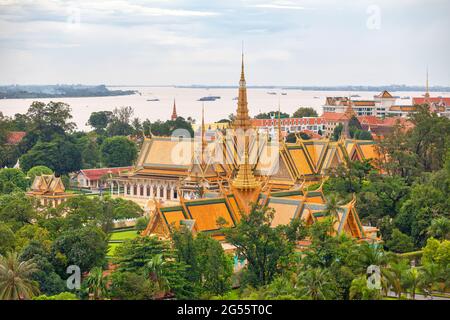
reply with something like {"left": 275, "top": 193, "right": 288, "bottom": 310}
{"left": 232, "top": 139, "right": 260, "bottom": 190}
{"left": 233, "top": 52, "right": 251, "bottom": 130}
{"left": 171, "top": 99, "right": 178, "bottom": 121}
{"left": 425, "top": 67, "right": 430, "bottom": 98}
{"left": 277, "top": 98, "right": 282, "bottom": 143}
{"left": 344, "top": 97, "right": 356, "bottom": 118}
{"left": 201, "top": 103, "right": 207, "bottom": 165}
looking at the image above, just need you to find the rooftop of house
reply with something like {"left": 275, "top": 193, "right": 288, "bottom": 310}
{"left": 5, "top": 131, "right": 26, "bottom": 145}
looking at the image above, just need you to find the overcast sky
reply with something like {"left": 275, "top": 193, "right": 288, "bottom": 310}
{"left": 0, "top": 0, "right": 449, "bottom": 86}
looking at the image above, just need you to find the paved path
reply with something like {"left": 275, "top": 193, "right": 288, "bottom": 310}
{"left": 386, "top": 291, "right": 450, "bottom": 300}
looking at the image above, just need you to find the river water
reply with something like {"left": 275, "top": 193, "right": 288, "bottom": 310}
{"left": 0, "top": 86, "right": 444, "bottom": 131}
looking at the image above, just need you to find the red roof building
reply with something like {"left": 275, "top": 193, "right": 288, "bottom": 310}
{"left": 73, "top": 167, "right": 133, "bottom": 189}
{"left": 6, "top": 131, "right": 26, "bottom": 145}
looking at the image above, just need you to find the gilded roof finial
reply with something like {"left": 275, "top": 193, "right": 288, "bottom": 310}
{"left": 233, "top": 48, "right": 251, "bottom": 131}
{"left": 232, "top": 137, "right": 260, "bottom": 190}
{"left": 278, "top": 96, "right": 282, "bottom": 143}
{"left": 201, "top": 103, "right": 207, "bottom": 165}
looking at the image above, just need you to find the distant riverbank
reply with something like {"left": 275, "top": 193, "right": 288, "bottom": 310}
{"left": 0, "top": 84, "right": 136, "bottom": 99}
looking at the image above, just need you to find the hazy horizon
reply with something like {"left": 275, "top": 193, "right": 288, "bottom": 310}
{"left": 1, "top": 0, "right": 449, "bottom": 86}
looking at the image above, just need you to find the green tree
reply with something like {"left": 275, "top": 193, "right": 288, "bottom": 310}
{"left": 173, "top": 229, "right": 233, "bottom": 296}
{"left": 19, "top": 241, "right": 66, "bottom": 296}
{"left": 0, "top": 192, "right": 36, "bottom": 231}
{"left": 33, "top": 292, "right": 78, "bottom": 300}
{"left": 386, "top": 229, "right": 415, "bottom": 253}
{"left": 427, "top": 217, "right": 450, "bottom": 240}
{"left": 0, "top": 251, "right": 39, "bottom": 300}
{"left": 0, "top": 168, "right": 28, "bottom": 194}
{"left": 100, "top": 136, "right": 138, "bottom": 167}
{"left": 384, "top": 259, "right": 409, "bottom": 298}
{"left": 113, "top": 236, "right": 193, "bottom": 299}
{"left": 402, "top": 267, "right": 421, "bottom": 300}
{"left": 223, "top": 204, "right": 298, "bottom": 287}
{"left": 332, "top": 123, "right": 343, "bottom": 141}
{"left": 292, "top": 107, "right": 318, "bottom": 118}
{"left": 20, "top": 137, "right": 82, "bottom": 175}
{"left": 409, "top": 105, "right": 450, "bottom": 172}
{"left": 0, "top": 223, "right": 16, "bottom": 255}
{"left": 84, "top": 266, "right": 108, "bottom": 300}
{"left": 145, "top": 254, "right": 170, "bottom": 296}
{"left": 349, "top": 275, "right": 381, "bottom": 300}
{"left": 88, "top": 111, "right": 113, "bottom": 133}
{"left": 255, "top": 111, "right": 290, "bottom": 119}
{"left": 27, "top": 165, "right": 53, "bottom": 182}
{"left": 51, "top": 226, "right": 108, "bottom": 275}
{"left": 109, "top": 271, "right": 155, "bottom": 300}
{"left": 106, "top": 107, "right": 134, "bottom": 137}
{"left": 297, "top": 268, "right": 336, "bottom": 300}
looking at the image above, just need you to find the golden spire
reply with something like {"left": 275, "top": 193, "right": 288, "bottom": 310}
{"left": 233, "top": 51, "right": 252, "bottom": 130}
{"left": 344, "top": 97, "right": 356, "bottom": 118}
{"left": 171, "top": 99, "right": 178, "bottom": 120}
{"left": 201, "top": 103, "right": 207, "bottom": 165}
{"left": 425, "top": 66, "right": 430, "bottom": 98}
{"left": 232, "top": 137, "right": 260, "bottom": 190}
{"left": 277, "top": 97, "right": 282, "bottom": 143}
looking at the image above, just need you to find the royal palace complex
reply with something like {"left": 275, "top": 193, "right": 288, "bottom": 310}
{"left": 106, "top": 55, "right": 382, "bottom": 246}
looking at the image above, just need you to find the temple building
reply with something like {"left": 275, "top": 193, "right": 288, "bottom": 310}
{"left": 144, "top": 181, "right": 380, "bottom": 245}
{"left": 26, "top": 174, "right": 74, "bottom": 207}
{"left": 110, "top": 55, "right": 381, "bottom": 208}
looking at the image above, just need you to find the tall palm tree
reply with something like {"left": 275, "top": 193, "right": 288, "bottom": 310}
{"left": 358, "top": 242, "right": 387, "bottom": 268}
{"left": 325, "top": 194, "right": 341, "bottom": 220}
{"left": 427, "top": 217, "right": 450, "bottom": 240}
{"left": 418, "top": 263, "right": 440, "bottom": 297}
{"left": 85, "top": 266, "right": 108, "bottom": 300}
{"left": 402, "top": 267, "right": 421, "bottom": 300}
{"left": 0, "top": 252, "right": 39, "bottom": 300}
{"left": 297, "top": 268, "right": 334, "bottom": 300}
{"left": 349, "top": 275, "right": 381, "bottom": 300}
{"left": 384, "top": 260, "right": 408, "bottom": 298}
{"left": 146, "top": 254, "right": 170, "bottom": 296}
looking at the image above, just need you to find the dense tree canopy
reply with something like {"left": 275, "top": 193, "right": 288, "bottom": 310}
{"left": 100, "top": 136, "right": 138, "bottom": 167}
{"left": 292, "top": 107, "right": 318, "bottom": 118}
{"left": 20, "top": 137, "right": 82, "bottom": 174}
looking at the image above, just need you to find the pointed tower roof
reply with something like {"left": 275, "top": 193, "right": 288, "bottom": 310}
{"left": 232, "top": 145, "right": 260, "bottom": 190}
{"left": 201, "top": 103, "right": 207, "bottom": 165}
{"left": 344, "top": 98, "right": 356, "bottom": 118}
{"left": 425, "top": 67, "right": 430, "bottom": 98}
{"left": 171, "top": 99, "right": 178, "bottom": 121}
{"left": 277, "top": 99, "right": 283, "bottom": 143}
{"left": 233, "top": 53, "right": 252, "bottom": 130}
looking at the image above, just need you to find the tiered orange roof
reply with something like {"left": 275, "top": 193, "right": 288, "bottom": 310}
{"left": 144, "top": 183, "right": 380, "bottom": 244}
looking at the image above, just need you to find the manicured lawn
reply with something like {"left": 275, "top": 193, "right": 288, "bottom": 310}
{"left": 109, "top": 229, "right": 139, "bottom": 241}
{"left": 107, "top": 243, "right": 121, "bottom": 257}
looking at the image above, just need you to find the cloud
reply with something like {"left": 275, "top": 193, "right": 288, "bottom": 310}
{"left": 0, "top": 0, "right": 449, "bottom": 86}
{"left": 250, "top": 1, "right": 305, "bottom": 10}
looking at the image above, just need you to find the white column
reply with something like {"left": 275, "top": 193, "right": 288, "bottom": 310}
{"left": 163, "top": 185, "right": 167, "bottom": 199}
{"left": 150, "top": 184, "right": 154, "bottom": 198}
